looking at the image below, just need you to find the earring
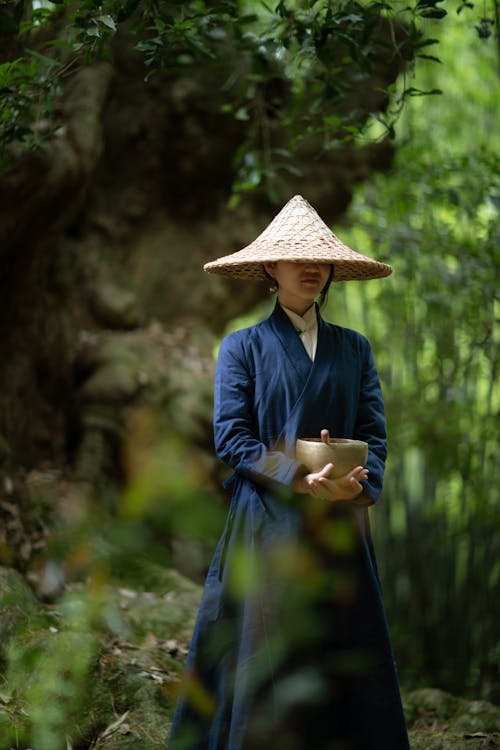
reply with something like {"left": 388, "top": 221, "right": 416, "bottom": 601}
{"left": 269, "top": 284, "right": 277, "bottom": 293}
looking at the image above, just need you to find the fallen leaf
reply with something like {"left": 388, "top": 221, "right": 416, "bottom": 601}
{"left": 99, "top": 711, "right": 130, "bottom": 740}
{"left": 119, "top": 588, "right": 137, "bottom": 599}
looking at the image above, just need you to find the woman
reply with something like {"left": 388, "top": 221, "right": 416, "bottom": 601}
{"left": 169, "top": 195, "right": 410, "bottom": 750}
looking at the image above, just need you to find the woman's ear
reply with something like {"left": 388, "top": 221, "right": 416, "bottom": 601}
{"left": 263, "top": 261, "right": 276, "bottom": 277}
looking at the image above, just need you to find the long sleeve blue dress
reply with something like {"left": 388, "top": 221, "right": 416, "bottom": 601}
{"left": 169, "top": 301, "right": 410, "bottom": 750}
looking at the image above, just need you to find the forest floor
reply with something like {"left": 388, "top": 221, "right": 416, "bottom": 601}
{"left": 0, "top": 560, "right": 499, "bottom": 750}
{"left": 0, "top": 466, "right": 498, "bottom": 748}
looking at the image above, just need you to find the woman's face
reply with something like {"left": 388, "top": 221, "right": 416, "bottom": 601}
{"left": 264, "top": 261, "right": 332, "bottom": 314}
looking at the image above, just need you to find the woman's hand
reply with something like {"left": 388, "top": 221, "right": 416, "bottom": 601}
{"left": 293, "top": 462, "right": 334, "bottom": 495}
{"left": 293, "top": 462, "right": 368, "bottom": 502}
{"left": 313, "top": 464, "right": 368, "bottom": 502}
{"left": 294, "top": 426, "right": 369, "bottom": 502}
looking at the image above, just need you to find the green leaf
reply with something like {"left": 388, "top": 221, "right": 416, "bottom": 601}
{"left": 86, "top": 24, "right": 100, "bottom": 38}
{"left": 234, "top": 106, "right": 249, "bottom": 120}
{"left": 414, "top": 37, "right": 440, "bottom": 49}
{"left": 227, "top": 192, "right": 240, "bottom": 211}
{"left": 25, "top": 49, "right": 59, "bottom": 68}
{"left": 259, "top": 0, "right": 274, "bottom": 13}
{"left": 47, "top": 38, "right": 74, "bottom": 49}
{"left": 405, "top": 87, "right": 443, "bottom": 96}
{"left": 417, "top": 54, "right": 442, "bottom": 62}
{"left": 98, "top": 15, "right": 116, "bottom": 31}
{"left": 416, "top": 0, "right": 446, "bottom": 7}
{"left": 419, "top": 7, "right": 447, "bottom": 18}
{"left": 135, "top": 40, "right": 155, "bottom": 53}
{"left": 239, "top": 14, "right": 258, "bottom": 25}
{"left": 323, "top": 115, "right": 342, "bottom": 128}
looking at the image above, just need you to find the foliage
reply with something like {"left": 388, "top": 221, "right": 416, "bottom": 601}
{"left": 0, "top": 1, "right": 499, "bottom": 744}
{"left": 0, "top": 563, "right": 200, "bottom": 749}
{"left": 335, "top": 148, "right": 499, "bottom": 695}
{"left": 0, "top": 424, "right": 221, "bottom": 749}
{"left": 1, "top": 0, "right": 496, "bottom": 193}
{"left": 207, "top": 1, "right": 500, "bottom": 700}
{"left": 0, "top": 52, "right": 63, "bottom": 150}
{"left": 329, "top": 4, "right": 500, "bottom": 699}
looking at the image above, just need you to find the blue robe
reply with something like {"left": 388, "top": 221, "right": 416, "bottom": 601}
{"left": 169, "top": 302, "right": 410, "bottom": 750}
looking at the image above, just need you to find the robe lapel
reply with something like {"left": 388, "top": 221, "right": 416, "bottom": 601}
{"left": 312, "top": 309, "right": 332, "bottom": 382}
{"left": 268, "top": 303, "right": 335, "bottom": 454}
{"left": 292, "top": 311, "right": 338, "bottom": 436}
{"left": 288, "top": 310, "right": 348, "bottom": 452}
{"left": 269, "top": 301, "right": 313, "bottom": 384}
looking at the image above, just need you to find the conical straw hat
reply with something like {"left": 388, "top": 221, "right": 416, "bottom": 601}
{"left": 203, "top": 194, "right": 392, "bottom": 282}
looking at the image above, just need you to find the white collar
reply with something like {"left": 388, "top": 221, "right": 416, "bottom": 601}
{"left": 281, "top": 303, "right": 317, "bottom": 333}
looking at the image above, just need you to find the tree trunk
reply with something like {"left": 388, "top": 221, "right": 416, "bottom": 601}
{"left": 0, "top": 21, "right": 402, "bottom": 498}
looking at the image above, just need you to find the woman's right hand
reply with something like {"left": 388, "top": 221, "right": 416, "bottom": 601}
{"left": 313, "top": 464, "right": 368, "bottom": 502}
{"left": 293, "top": 462, "right": 335, "bottom": 495}
{"left": 293, "top": 462, "right": 368, "bottom": 502}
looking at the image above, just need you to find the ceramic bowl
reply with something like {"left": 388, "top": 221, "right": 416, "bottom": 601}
{"left": 295, "top": 438, "right": 368, "bottom": 478}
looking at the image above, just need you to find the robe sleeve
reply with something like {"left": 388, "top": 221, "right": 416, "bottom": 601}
{"left": 214, "top": 333, "right": 302, "bottom": 487}
{"left": 353, "top": 339, "right": 388, "bottom": 504}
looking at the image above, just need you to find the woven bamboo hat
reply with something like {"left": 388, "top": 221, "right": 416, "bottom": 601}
{"left": 203, "top": 194, "right": 392, "bottom": 282}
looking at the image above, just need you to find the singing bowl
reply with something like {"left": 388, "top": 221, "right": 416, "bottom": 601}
{"left": 295, "top": 438, "right": 368, "bottom": 478}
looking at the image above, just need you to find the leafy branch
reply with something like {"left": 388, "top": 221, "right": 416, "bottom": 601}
{"left": 0, "top": 0, "right": 498, "bottom": 194}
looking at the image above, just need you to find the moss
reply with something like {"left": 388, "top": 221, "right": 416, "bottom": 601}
{"left": 91, "top": 701, "right": 170, "bottom": 750}
{"left": 453, "top": 700, "right": 500, "bottom": 733}
{"left": 404, "top": 687, "right": 464, "bottom": 728}
{"left": 405, "top": 688, "right": 500, "bottom": 750}
{"left": 89, "top": 569, "right": 201, "bottom": 749}
{"left": 0, "top": 566, "right": 42, "bottom": 639}
{"left": 2, "top": 561, "right": 498, "bottom": 750}
{"left": 408, "top": 731, "right": 499, "bottom": 749}
{"left": 6, "top": 628, "right": 103, "bottom": 749}
{"left": 109, "top": 562, "right": 201, "bottom": 642}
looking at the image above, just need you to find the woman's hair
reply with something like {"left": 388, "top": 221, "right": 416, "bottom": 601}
{"left": 263, "top": 266, "right": 277, "bottom": 290}
{"left": 263, "top": 264, "right": 334, "bottom": 309}
{"left": 319, "top": 265, "right": 334, "bottom": 309}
